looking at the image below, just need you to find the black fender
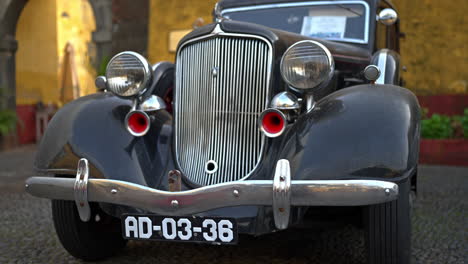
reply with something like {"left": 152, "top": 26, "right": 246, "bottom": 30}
{"left": 34, "top": 93, "right": 174, "bottom": 189}
{"left": 35, "top": 61, "right": 176, "bottom": 188}
{"left": 147, "top": 61, "right": 174, "bottom": 99}
{"left": 34, "top": 92, "right": 272, "bottom": 233}
{"left": 277, "top": 84, "right": 420, "bottom": 183}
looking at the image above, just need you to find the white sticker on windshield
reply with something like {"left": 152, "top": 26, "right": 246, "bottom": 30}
{"left": 301, "top": 16, "right": 347, "bottom": 39}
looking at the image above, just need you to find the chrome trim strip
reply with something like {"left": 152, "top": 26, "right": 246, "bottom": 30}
{"left": 25, "top": 177, "right": 399, "bottom": 216}
{"left": 221, "top": 0, "right": 370, "bottom": 44}
{"left": 376, "top": 49, "right": 388, "bottom": 84}
{"left": 174, "top": 26, "right": 273, "bottom": 186}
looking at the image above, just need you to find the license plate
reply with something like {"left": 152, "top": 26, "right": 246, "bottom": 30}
{"left": 121, "top": 214, "right": 238, "bottom": 244}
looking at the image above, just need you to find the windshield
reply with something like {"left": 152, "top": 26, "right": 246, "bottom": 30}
{"left": 222, "top": 1, "right": 369, "bottom": 44}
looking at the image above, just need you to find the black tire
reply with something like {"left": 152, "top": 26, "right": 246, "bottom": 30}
{"left": 364, "top": 178, "right": 412, "bottom": 264}
{"left": 52, "top": 200, "right": 127, "bottom": 261}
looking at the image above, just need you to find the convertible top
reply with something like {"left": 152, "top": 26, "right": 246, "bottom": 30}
{"left": 218, "top": 0, "right": 381, "bottom": 10}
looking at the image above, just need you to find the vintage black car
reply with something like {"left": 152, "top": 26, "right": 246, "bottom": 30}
{"left": 26, "top": 0, "right": 420, "bottom": 263}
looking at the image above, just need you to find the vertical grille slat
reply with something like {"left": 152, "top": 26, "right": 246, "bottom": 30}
{"left": 175, "top": 35, "right": 271, "bottom": 186}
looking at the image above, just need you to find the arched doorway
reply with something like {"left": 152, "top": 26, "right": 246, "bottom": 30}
{"left": 0, "top": 0, "right": 28, "bottom": 111}
{"left": 0, "top": 0, "right": 113, "bottom": 146}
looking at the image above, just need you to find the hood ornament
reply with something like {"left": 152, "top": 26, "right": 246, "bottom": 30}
{"left": 211, "top": 24, "right": 224, "bottom": 35}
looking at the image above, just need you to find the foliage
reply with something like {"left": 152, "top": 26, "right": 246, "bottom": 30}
{"left": 421, "top": 114, "right": 453, "bottom": 139}
{"left": 421, "top": 108, "right": 468, "bottom": 139}
{"left": 0, "top": 87, "right": 17, "bottom": 136}
{"left": 97, "top": 56, "right": 110, "bottom": 76}
{"left": 452, "top": 108, "right": 468, "bottom": 139}
{"left": 0, "top": 110, "right": 17, "bottom": 136}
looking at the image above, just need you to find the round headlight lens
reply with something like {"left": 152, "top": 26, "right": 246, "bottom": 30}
{"left": 280, "top": 40, "right": 334, "bottom": 90}
{"left": 105, "top": 52, "right": 151, "bottom": 97}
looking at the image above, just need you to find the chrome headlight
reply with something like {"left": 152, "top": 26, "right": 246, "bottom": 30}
{"left": 280, "top": 40, "right": 334, "bottom": 90}
{"left": 105, "top": 51, "right": 152, "bottom": 97}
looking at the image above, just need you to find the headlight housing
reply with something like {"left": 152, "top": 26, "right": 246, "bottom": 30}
{"left": 105, "top": 51, "right": 152, "bottom": 97}
{"left": 280, "top": 40, "right": 334, "bottom": 90}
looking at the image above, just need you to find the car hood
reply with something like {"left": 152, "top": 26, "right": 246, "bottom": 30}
{"left": 178, "top": 20, "right": 372, "bottom": 73}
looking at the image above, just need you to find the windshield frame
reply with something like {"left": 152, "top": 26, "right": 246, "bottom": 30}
{"left": 221, "top": 0, "right": 371, "bottom": 44}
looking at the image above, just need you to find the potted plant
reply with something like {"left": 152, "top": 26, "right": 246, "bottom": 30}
{"left": 420, "top": 108, "right": 468, "bottom": 166}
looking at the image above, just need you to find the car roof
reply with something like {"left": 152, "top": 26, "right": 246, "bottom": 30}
{"left": 218, "top": 0, "right": 381, "bottom": 10}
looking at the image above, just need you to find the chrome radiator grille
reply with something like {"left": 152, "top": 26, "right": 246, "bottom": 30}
{"left": 175, "top": 34, "right": 271, "bottom": 186}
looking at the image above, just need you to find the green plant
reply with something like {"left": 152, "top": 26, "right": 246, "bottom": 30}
{"left": 0, "top": 87, "right": 17, "bottom": 136}
{"left": 464, "top": 108, "right": 468, "bottom": 138}
{"left": 421, "top": 108, "right": 468, "bottom": 139}
{"left": 421, "top": 114, "right": 453, "bottom": 139}
{"left": 451, "top": 108, "right": 468, "bottom": 139}
{"left": 0, "top": 109, "right": 16, "bottom": 136}
{"left": 97, "top": 56, "right": 110, "bottom": 76}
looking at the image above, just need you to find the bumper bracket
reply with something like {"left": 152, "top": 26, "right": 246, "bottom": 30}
{"left": 74, "top": 159, "right": 91, "bottom": 221}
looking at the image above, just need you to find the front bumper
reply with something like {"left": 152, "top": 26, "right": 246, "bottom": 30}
{"left": 25, "top": 159, "right": 398, "bottom": 230}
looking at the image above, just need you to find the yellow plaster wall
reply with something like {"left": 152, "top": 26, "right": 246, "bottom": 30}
{"left": 15, "top": 0, "right": 96, "bottom": 106}
{"left": 56, "top": 0, "right": 97, "bottom": 100}
{"left": 16, "top": 0, "right": 58, "bottom": 105}
{"left": 393, "top": 0, "right": 468, "bottom": 95}
{"left": 148, "top": 0, "right": 467, "bottom": 95}
{"left": 147, "top": 0, "right": 217, "bottom": 63}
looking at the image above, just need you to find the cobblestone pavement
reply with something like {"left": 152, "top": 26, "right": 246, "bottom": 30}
{"left": 0, "top": 146, "right": 466, "bottom": 263}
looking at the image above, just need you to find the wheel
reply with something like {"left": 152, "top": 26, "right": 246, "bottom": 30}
{"left": 52, "top": 200, "right": 127, "bottom": 261}
{"left": 364, "top": 178, "right": 412, "bottom": 264}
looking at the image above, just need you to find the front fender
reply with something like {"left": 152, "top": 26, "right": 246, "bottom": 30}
{"left": 279, "top": 84, "right": 420, "bottom": 182}
{"left": 34, "top": 93, "right": 173, "bottom": 189}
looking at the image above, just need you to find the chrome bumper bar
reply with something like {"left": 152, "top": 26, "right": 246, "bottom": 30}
{"left": 25, "top": 159, "right": 398, "bottom": 230}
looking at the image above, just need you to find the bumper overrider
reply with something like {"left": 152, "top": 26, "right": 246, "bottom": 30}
{"left": 25, "top": 159, "right": 398, "bottom": 230}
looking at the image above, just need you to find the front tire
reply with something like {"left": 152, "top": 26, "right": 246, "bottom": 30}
{"left": 52, "top": 200, "right": 127, "bottom": 261}
{"left": 364, "top": 178, "right": 412, "bottom": 264}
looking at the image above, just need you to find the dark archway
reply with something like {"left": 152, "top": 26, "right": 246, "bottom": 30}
{"left": 0, "top": 0, "right": 28, "bottom": 110}
{"left": 88, "top": 0, "right": 113, "bottom": 68}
